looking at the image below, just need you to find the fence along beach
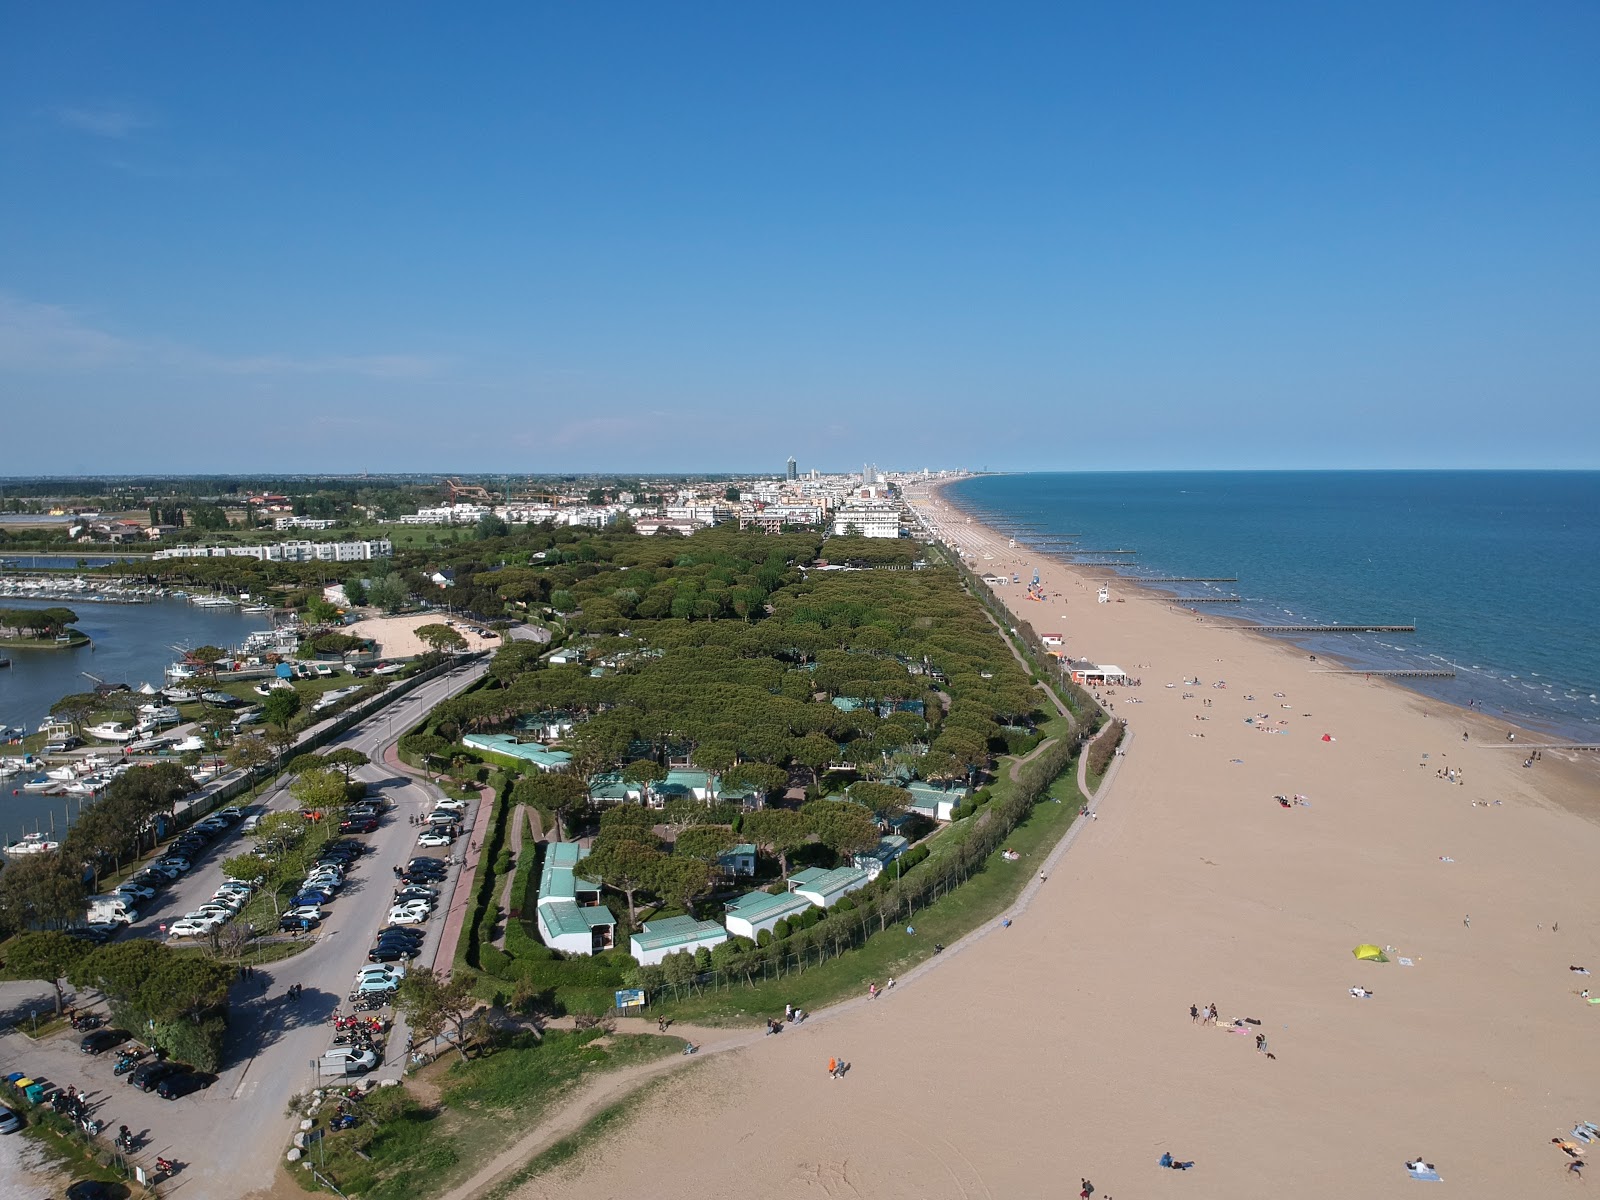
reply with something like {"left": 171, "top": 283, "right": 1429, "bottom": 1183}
{"left": 514, "top": 480, "right": 1600, "bottom": 1200}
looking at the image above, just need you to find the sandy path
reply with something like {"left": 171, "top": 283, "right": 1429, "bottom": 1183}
{"left": 487, "top": 481, "right": 1600, "bottom": 1200}
{"left": 344, "top": 613, "right": 501, "bottom": 660}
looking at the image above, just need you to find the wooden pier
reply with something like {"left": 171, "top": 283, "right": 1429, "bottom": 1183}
{"left": 1312, "top": 668, "right": 1455, "bottom": 678}
{"left": 1254, "top": 624, "right": 1415, "bottom": 634}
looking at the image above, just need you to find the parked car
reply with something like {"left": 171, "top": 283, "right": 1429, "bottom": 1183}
{"left": 0, "top": 1105, "right": 23, "bottom": 1134}
{"left": 155, "top": 1068, "right": 209, "bottom": 1099}
{"left": 66, "top": 926, "right": 116, "bottom": 944}
{"left": 130, "top": 1060, "right": 184, "bottom": 1091}
{"left": 216, "top": 807, "right": 243, "bottom": 821}
{"left": 339, "top": 817, "right": 378, "bottom": 834}
{"left": 432, "top": 798, "right": 468, "bottom": 813}
{"left": 279, "top": 914, "right": 321, "bottom": 932}
{"left": 320, "top": 1047, "right": 378, "bottom": 1075}
{"left": 154, "top": 856, "right": 191, "bottom": 873}
{"left": 284, "top": 904, "right": 325, "bottom": 921}
{"left": 416, "top": 831, "right": 454, "bottom": 847}
{"left": 385, "top": 906, "right": 429, "bottom": 925}
{"left": 79, "top": 1028, "right": 131, "bottom": 1055}
{"left": 393, "top": 886, "right": 438, "bottom": 904}
{"left": 356, "top": 962, "right": 406, "bottom": 981}
{"left": 368, "top": 943, "right": 420, "bottom": 962}
{"left": 292, "top": 889, "right": 335, "bottom": 908}
{"left": 114, "top": 883, "right": 156, "bottom": 902}
{"left": 375, "top": 925, "right": 426, "bottom": 943}
{"left": 168, "top": 918, "right": 219, "bottom": 938}
{"left": 184, "top": 906, "right": 235, "bottom": 923}
{"left": 351, "top": 975, "right": 400, "bottom": 995}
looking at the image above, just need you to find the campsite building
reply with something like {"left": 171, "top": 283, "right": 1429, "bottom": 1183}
{"left": 723, "top": 888, "right": 815, "bottom": 940}
{"left": 787, "top": 865, "right": 870, "bottom": 908}
{"left": 462, "top": 733, "right": 573, "bottom": 773}
{"left": 905, "top": 780, "right": 967, "bottom": 822}
{"left": 630, "top": 915, "right": 728, "bottom": 966}
{"left": 852, "top": 835, "right": 909, "bottom": 881}
{"left": 534, "top": 842, "right": 616, "bottom": 956}
{"left": 717, "top": 843, "right": 758, "bottom": 877}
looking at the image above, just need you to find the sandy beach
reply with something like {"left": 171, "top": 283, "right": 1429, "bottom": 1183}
{"left": 343, "top": 613, "right": 501, "bottom": 660}
{"left": 503, "top": 482, "right": 1600, "bottom": 1200}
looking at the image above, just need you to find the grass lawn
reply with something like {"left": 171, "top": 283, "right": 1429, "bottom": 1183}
{"left": 292, "top": 1028, "right": 679, "bottom": 1200}
{"left": 656, "top": 760, "right": 1084, "bottom": 1026}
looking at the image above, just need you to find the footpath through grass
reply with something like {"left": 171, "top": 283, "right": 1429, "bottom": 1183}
{"left": 291, "top": 1028, "right": 678, "bottom": 1200}
{"left": 658, "top": 762, "right": 1084, "bottom": 1026}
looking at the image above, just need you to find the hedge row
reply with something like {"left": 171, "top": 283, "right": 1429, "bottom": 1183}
{"left": 1086, "top": 719, "right": 1125, "bottom": 781}
{"left": 457, "top": 772, "right": 514, "bottom": 974}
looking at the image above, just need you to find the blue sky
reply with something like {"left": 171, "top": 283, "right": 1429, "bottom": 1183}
{"left": 2, "top": 3, "right": 1596, "bottom": 474}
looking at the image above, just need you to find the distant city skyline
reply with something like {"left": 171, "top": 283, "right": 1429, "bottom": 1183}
{"left": 2, "top": 5, "right": 1595, "bottom": 473}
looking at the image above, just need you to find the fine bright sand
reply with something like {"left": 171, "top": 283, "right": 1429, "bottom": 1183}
{"left": 342, "top": 613, "right": 500, "bottom": 660}
{"left": 509, "top": 484, "right": 1600, "bottom": 1200}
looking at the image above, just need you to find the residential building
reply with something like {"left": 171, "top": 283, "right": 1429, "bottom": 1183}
{"left": 461, "top": 732, "right": 572, "bottom": 772}
{"left": 831, "top": 503, "right": 901, "bottom": 538}
{"left": 787, "top": 865, "right": 870, "bottom": 908}
{"left": 786, "top": 456, "right": 798, "bottom": 481}
{"left": 535, "top": 842, "right": 616, "bottom": 956}
{"left": 150, "top": 539, "right": 392, "bottom": 563}
{"left": 852, "top": 835, "right": 909, "bottom": 881}
{"left": 723, "top": 888, "right": 813, "bottom": 940}
{"left": 273, "top": 515, "right": 338, "bottom": 531}
{"left": 630, "top": 914, "right": 727, "bottom": 966}
{"left": 717, "top": 843, "right": 758, "bottom": 877}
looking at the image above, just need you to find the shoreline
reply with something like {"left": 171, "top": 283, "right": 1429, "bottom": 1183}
{"left": 920, "top": 476, "right": 1600, "bottom": 804}
{"left": 928, "top": 474, "right": 1600, "bottom": 747}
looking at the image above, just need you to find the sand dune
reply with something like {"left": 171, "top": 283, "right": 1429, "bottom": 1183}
{"left": 509, "top": 484, "right": 1600, "bottom": 1200}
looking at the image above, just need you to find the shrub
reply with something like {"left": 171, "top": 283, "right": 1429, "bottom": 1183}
{"left": 772, "top": 917, "right": 791, "bottom": 940}
{"left": 1087, "top": 720, "right": 1125, "bottom": 779}
{"left": 756, "top": 928, "right": 772, "bottom": 948}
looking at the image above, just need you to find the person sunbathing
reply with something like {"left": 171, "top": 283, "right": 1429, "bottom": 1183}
{"left": 1552, "top": 1138, "right": 1583, "bottom": 1158}
{"left": 1406, "top": 1159, "right": 1436, "bottom": 1173}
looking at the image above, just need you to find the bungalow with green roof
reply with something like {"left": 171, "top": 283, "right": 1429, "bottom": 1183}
{"left": 535, "top": 841, "right": 616, "bottom": 955}
{"left": 717, "top": 843, "right": 757, "bottom": 877}
{"left": 724, "top": 888, "right": 813, "bottom": 939}
{"left": 787, "top": 865, "right": 870, "bottom": 908}
{"left": 851, "top": 835, "right": 909, "bottom": 881}
{"left": 630, "top": 914, "right": 727, "bottom": 966}
{"left": 906, "top": 779, "right": 967, "bottom": 822}
{"left": 462, "top": 733, "right": 573, "bottom": 773}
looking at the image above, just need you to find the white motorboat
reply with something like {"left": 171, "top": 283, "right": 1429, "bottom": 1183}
{"left": 87, "top": 721, "right": 136, "bottom": 742}
{"left": 171, "top": 735, "right": 205, "bottom": 753}
{"left": 4, "top": 832, "right": 60, "bottom": 855}
{"left": 163, "top": 687, "right": 199, "bottom": 702}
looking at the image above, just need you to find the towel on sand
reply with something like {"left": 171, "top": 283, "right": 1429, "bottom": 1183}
{"left": 1408, "top": 1169, "right": 1443, "bottom": 1182}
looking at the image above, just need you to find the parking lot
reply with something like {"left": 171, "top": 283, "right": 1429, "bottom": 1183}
{"left": 0, "top": 657, "right": 487, "bottom": 1199}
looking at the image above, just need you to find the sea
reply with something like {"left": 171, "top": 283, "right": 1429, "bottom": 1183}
{"left": 1, "top": 597, "right": 273, "bottom": 846}
{"left": 945, "top": 471, "right": 1600, "bottom": 744}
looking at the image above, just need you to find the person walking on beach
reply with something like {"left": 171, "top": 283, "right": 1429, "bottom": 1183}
{"left": 1190, "top": 1003, "right": 1200, "bottom": 1024}
{"left": 1464, "top": 914, "right": 1470, "bottom": 928}
{"left": 827, "top": 1056, "right": 838, "bottom": 1079}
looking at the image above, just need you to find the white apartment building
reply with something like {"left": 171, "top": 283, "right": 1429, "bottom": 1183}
{"left": 273, "top": 515, "right": 338, "bottom": 531}
{"left": 396, "top": 504, "right": 492, "bottom": 525}
{"left": 665, "top": 502, "right": 732, "bottom": 525}
{"left": 151, "top": 539, "right": 393, "bottom": 563}
{"left": 831, "top": 503, "right": 902, "bottom": 538}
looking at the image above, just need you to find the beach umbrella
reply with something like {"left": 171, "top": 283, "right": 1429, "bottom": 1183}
{"left": 1352, "top": 944, "right": 1388, "bottom": 962}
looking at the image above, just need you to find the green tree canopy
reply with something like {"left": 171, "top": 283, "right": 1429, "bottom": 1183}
{"left": 5, "top": 931, "right": 92, "bottom": 1014}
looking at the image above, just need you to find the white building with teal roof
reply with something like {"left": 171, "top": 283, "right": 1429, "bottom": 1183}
{"left": 723, "top": 888, "right": 814, "bottom": 939}
{"left": 629, "top": 914, "right": 727, "bottom": 966}
{"left": 852, "top": 835, "right": 909, "bottom": 881}
{"left": 463, "top": 733, "right": 573, "bottom": 773}
{"left": 787, "top": 865, "right": 870, "bottom": 908}
{"left": 535, "top": 842, "right": 616, "bottom": 955}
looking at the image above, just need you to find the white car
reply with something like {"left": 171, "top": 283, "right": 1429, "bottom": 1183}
{"left": 386, "top": 906, "right": 429, "bottom": 925}
{"left": 416, "top": 831, "right": 454, "bottom": 847}
{"left": 114, "top": 884, "right": 157, "bottom": 902}
{"left": 356, "top": 963, "right": 406, "bottom": 982}
{"left": 321, "top": 1047, "right": 378, "bottom": 1074}
{"left": 432, "top": 798, "right": 468, "bottom": 813}
{"left": 155, "top": 856, "right": 192, "bottom": 873}
{"left": 216, "top": 807, "right": 243, "bottom": 820}
{"left": 215, "top": 882, "right": 253, "bottom": 899}
{"left": 185, "top": 907, "right": 234, "bottom": 923}
{"left": 208, "top": 893, "right": 247, "bottom": 911}
{"left": 168, "top": 918, "right": 220, "bottom": 938}
{"left": 284, "top": 905, "right": 325, "bottom": 921}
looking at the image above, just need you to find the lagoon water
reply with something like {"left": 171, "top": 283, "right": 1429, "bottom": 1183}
{"left": 1, "top": 598, "right": 272, "bottom": 844}
{"left": 948, "top": 471, "right": 1600, "bottom": 742}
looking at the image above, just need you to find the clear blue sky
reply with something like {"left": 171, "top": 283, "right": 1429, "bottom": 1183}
{"left": 3, "top": 3, "right": 1596, "bottom": 474}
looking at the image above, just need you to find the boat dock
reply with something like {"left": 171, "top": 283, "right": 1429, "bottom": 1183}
{"left": 1312, "top": 668, "right": 1456, "bottom": 678}
{"left": 1255, "top": 624, "right": 1416, "bottom": 633}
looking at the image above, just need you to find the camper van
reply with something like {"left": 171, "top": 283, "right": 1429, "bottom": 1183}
{"left": 87, "top": 896, "right": 138, "bottom": 925}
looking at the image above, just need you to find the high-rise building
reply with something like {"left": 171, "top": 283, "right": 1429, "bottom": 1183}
{"left": 786, "top": 456, "right": 797, "bottom": 481}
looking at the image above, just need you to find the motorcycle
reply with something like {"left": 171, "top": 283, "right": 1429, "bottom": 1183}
{"left": 154, "top": 1156, "right": 177, "bottom": 1179}
{"left": 78, "top": 1114, "right": 103, "bottom": 1136}
{"left": 115, "top": 1126, "right": 141, "bottom": 1153}
{"left": 69, "top": 1012, "right": 102, "bottom": 1031}
{"left": 113, "top": 1054, "right": 139, "bottom": 1076}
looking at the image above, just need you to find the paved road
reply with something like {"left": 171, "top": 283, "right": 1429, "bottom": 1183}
{"left": 0, "top": 657, "right": 488, "bottom": 1200}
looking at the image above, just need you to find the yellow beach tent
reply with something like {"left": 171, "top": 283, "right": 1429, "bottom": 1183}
{"left": 1352, "top": 944, "right": 1388, "bottom": 962}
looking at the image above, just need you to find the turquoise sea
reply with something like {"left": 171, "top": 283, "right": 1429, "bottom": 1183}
{"left": 946, "top": 471, "right": 1600, "bottom": 743}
